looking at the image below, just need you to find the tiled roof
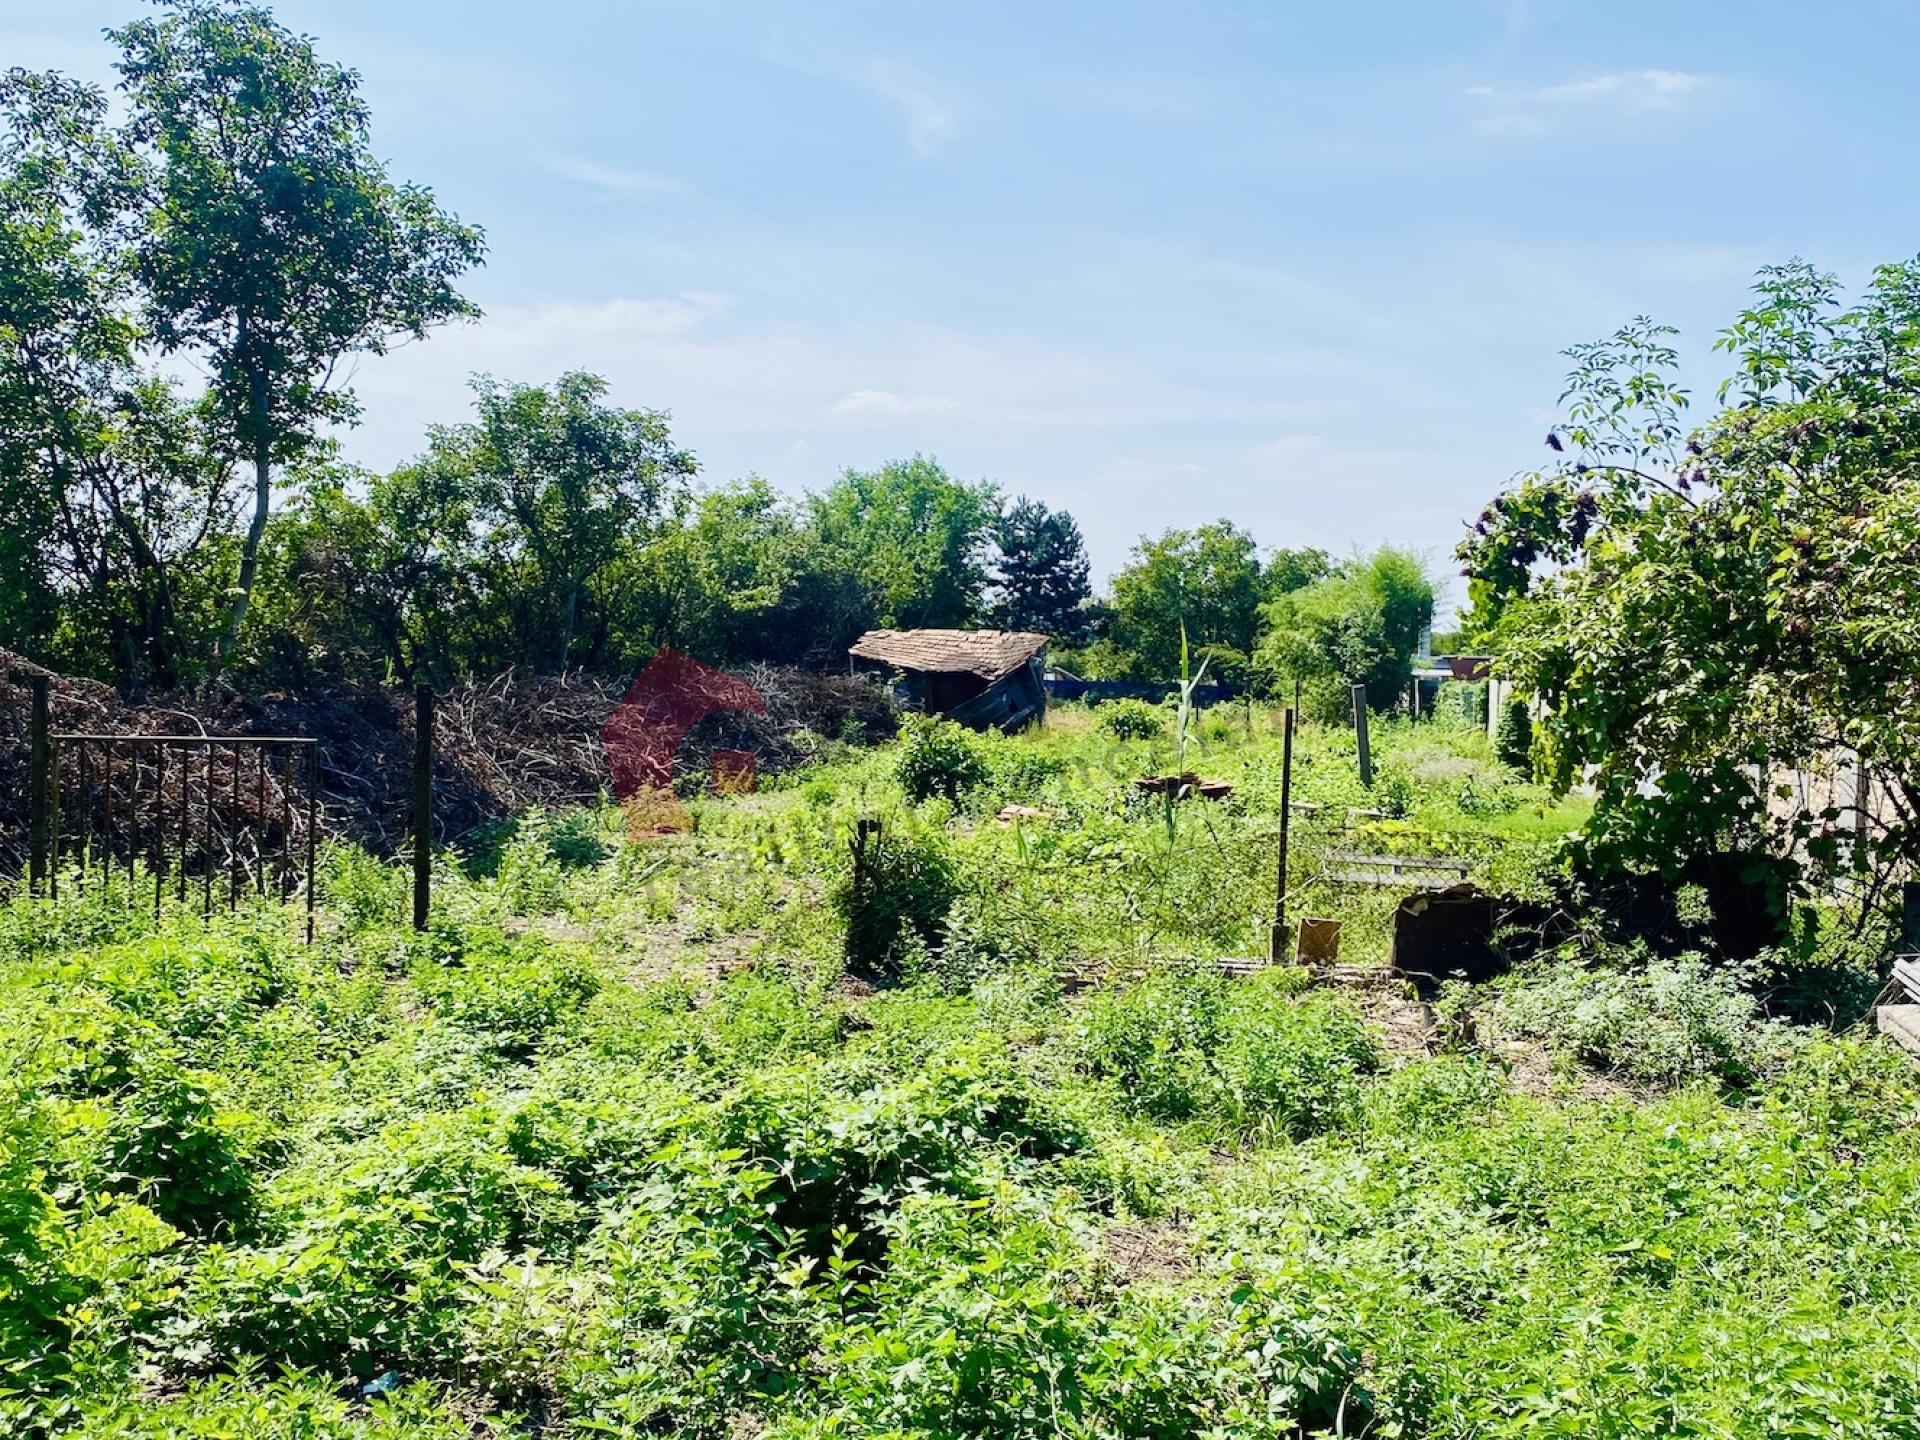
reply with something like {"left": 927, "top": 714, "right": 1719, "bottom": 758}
{"left": 847, "top": 629, "right": 1048, "bottom": 680}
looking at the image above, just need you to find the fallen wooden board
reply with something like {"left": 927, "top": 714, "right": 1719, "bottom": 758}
{"left": 1328, "top": 851, "right": 1471, "bottom": 889}
{"left": 1892, "top": 955, "right": 1920, "bottom": 1004}
{"left": 1877, "top": 1005, "right": 1920, "bottom": 1059}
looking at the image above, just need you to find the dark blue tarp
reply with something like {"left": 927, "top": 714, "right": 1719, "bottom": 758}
{"left": 1044, "top": 678, "right": 1238, "bottom": 706}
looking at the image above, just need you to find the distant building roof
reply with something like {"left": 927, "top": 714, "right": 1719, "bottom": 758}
{"left": 848, "top": 628, "right": 1048, "bottom": 680}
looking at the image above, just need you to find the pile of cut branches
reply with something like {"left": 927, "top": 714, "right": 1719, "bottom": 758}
{"left": 0, "top": 653, "right": 896, "bottom": 870}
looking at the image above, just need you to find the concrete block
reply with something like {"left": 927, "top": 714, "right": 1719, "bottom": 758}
{"left": 1876, "top": 1005, "right": 1920, "bottom": 1059}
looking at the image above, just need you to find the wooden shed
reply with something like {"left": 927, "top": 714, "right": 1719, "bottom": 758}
{"left": 848, "top": 629, "right": 1049, "bottom": 731}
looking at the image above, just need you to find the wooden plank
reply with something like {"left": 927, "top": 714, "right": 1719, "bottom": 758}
{"left": 1298, "top": 917, "right": 1341, "bottom": 963}
{"left": 1327, "top": 851, "right": 1469, "bottom": 889}
{"left": 1892, "top": 956, "right": 1920, "bottom": 1004}
{"left": 1330, "top": 871, "right": 1461, "bottom": 890}
{"left": 1328, "top": 851, "right": 1469, "bottom": 871}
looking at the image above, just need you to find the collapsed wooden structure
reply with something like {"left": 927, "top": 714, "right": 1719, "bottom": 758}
{"left": 848, "top": 628, "right": 1049, "bottom": 731}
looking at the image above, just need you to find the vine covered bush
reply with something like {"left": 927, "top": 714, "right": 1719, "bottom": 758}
{"left": 1095, "top": 698, "right": 1165, "bottom": 742}
{"left": 894, "top": 716, "right": 988, "bottom": 803}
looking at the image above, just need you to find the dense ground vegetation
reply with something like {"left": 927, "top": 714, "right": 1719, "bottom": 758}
{"left": 6, "top": 12, "right": 1920, "bottom": 1439}
{"left": 3, "top": 705, "right": 1912, "bottom": 1438}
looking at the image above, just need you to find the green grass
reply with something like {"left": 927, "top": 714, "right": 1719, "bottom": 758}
{"left": 0, "top": 704, "right": 1912, "bottom": 1437}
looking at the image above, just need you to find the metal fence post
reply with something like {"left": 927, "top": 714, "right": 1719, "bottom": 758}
{"left": 1270, "top": 706, "right": 1295, "bottom": 963}
{"left": 1352, "top": 683, "right": 1372, "bottom": 788}
{"left": 413, "top": 684, "right": 433, "bottom": 932}
{"left": 27, "top": 675, "right": 49, "bottom": 896}
{"left": 306, "top": 743, "right": 319, "bottom": 944}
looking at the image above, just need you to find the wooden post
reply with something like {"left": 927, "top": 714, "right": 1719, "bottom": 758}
{"left": 412, "top": 685, "right": 433, "bottom": 932}
{"left": 1269, "top": 706, "right": 1295, "bottom": 963}
{"left": 849, "top": 817, "right": 881, "bottom": 963}
{"left": 27, "top": 675, "right": 49, "bottom": 896}
{"left": 1352, "top": 684, "right": 1372, "bottom": 788}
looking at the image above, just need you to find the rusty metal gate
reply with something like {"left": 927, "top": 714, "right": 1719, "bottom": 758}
{"left": 26, "top": 680, "right": 322, "bottom": 939}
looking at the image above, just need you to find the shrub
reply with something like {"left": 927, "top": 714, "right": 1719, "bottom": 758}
{"left": 1076, "top": 965, "right": 1227, "bottom": 1123}
{"left": 1375, "top": 767, "right": 1417, "bottom": 819}
{"left": 1215, "top": 980, "right": 1378, "bottom": 1139}
{"left": 545, "top": 811, "right": 613, "bottom": 868}
{"left": 893, "top": 716, "right": 988, "bottom": 803}
{"left": 1077, "top": 967, "right": 1376, "bottom": 1138}
{"left": 1095, "top": 698, "right": 1164, "bottom": 742}
{"left": 1456, "top": 771, "right": 1520, "bottom": 817}
{"left": 1495, "top": 698, "right": 1533, "bottom": 772}
{"left": 1365, "top": 1054, "right": 1509, "bottom": 1136}
{"left": 983, "top": 744, "right": 1068, "bottom": 800}
{"left": 699, "top": 1043, "right": 1071, "bottom": 1265}
{"left": 76, "top": 1370, "right": 479, "bottom": 1438}
{"left": 555, "top": 1157, "right": 809, "bottom": 1431}
{"left": 795, "top": 1189, "right": 1369, "bottom": 1440}
{"left": 38, "top": 991, "right": 261, "bottom": 1240}
{"left": 834, "top": 826, "right": 958, "bottom": 979}
{"left": 1436, "top": 678, "right": 1489, "bottom": 726}
{"left": 1497, "top": 952, "right": 1796, "bottom": 1088}
{"left": 410, "top": 931, "right": 600, "bottom": 1058}
{"left": 172, "top": 1106, "right": 579, "bottom": 1382}
{"left": 798, "top": 1188, "right": 1097, "bottom": 1438}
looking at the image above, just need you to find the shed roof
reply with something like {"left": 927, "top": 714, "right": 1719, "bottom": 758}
{"left": 848, "top": 628, "right": 1048, "bottom": 680}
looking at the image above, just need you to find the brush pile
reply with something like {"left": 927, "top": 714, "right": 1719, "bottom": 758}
{"left": 0, "top": 652, "right": 896, "bottom": 871}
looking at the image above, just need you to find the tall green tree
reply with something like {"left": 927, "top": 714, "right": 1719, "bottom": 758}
{"left": 0, "top": 2, "right": 482, "bottom": 686}
{"left": 810, "top": 456, "right": 999, "bottom": 631}
{"left": 111, "top": 0, "right": 483, "bottom": 671}
{"left": 1261, "top": 545, "right": 1335, "bottom": 599}
{"left": 0, "top": 70, "right": 237, "bottom": 688}
{"left": 1257, "top": 547, "right": 1435, "bottom": 713}
{"left": 1101, "top": 520, "right": 1266, "bottom": 683}
{"left": 1460, "top": 257, "right": 1920, "bottom": 891}
{"left": 239, "top": 457, "right": 484, "bottom": 685}
{"left": 614, "top": 477, "right": 877, "bottom": 668}
{"left": 420, "top": 372, "right": 698, "bottom": 672}
{"left": 988, "top": 496, "right": 1093, "bottom": 640}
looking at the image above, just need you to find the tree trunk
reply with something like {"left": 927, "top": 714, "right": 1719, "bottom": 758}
{"left": 558, "top": 577, "right": 579, "bottom": 672}
{"left": 214, "top": 369, "right": 273, "bottom": 681}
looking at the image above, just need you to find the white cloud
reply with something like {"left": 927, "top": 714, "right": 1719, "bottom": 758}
{"left": 831, "top": 389, "right": 958, "bottom": 416}
{"left": 1534, "top": 69, "right": 1709, "bottom": 109}
{"left": 331, "top": 295, "right": 1249, "bottom": 464}
{"left": 551, "top": 158, "right": 685, "bottom": 195}
{"left": 865, "top": 60, "right": 958, "bottom": 156}
{"left": 1464, "top": 69, "right": 1714, "bottom": 134}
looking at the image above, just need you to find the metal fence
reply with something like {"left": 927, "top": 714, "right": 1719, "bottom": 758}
{"left": 25, "top": 677, "right": 322, "bottom": 939}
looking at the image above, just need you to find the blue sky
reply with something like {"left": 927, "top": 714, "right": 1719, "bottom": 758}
{"left": 4, "top": 1, "right": 1916, "bottom": 598}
